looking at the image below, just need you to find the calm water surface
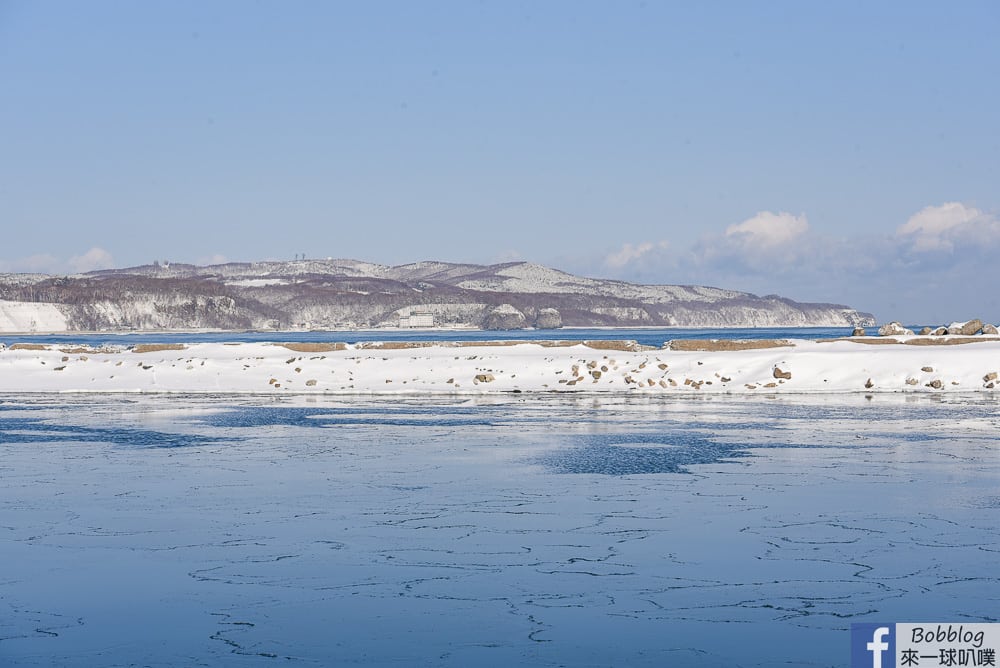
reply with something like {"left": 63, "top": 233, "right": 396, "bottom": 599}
{"left": 1, "top": 394, "right": 998, "bottom": 666}
{"left": 1, "top": 325, "right": 875, "bottom": 349}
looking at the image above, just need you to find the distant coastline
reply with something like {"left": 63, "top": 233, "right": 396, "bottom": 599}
{"left": 1, "top": 259, "right": 875, "bottom": 332}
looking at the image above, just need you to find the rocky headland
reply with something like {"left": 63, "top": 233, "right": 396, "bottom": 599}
{"left": 0, "top": 259, "right": 874, "bottom": 332}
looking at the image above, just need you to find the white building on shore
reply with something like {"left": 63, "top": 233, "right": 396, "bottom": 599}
{"left": 399, "top": 310, "right": 434, "bottom": 328}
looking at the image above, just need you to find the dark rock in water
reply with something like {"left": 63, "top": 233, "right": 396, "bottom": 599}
{"left": 852, "top": 327, "right": 866, "bottom": 336}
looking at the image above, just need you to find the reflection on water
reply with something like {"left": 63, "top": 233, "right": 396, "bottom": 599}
{"left": 536, "top": 430, "right": 762, "bottom": 474}
{"left": 0, "top": 415, "right": 226, "bottom": 448}
{"left": 1, "top": 394, "right": 998, "bottom": 667}
{"left": 197, "top": 405, "right": 496, "bottom": 430}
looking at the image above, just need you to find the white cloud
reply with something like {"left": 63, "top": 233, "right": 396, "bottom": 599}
{"left": 68, "top": 247, "right": 115, "bottom": 274}
{"left": 683, "top": 211, "right": 812, "bottom": 277}
{"left": 493, "top": 249, "right": 524, "bottom": 263}
{"left": 1, "top": 248, "right": 115, "bottom": 275}
{"left": 605, "top": 241, "right": 668, "bottom": 269}
{"left": 574, "top": 202, "right": 1000, "bottom": 324}
{"left": 724, "top": 211, "right": 809, "bottom": 250}
{"left": 896, "top": 202, "right": 998, "bottom": 252}
{"left": 198, "top": 254, "right": 230, "bottom": 266}
{"left": 0, "top": 253, "right": 61, "bottom": 274}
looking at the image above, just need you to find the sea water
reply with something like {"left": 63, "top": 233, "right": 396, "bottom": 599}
{"left": 1, "top": 325, "right": 876, "bottom": 349}
{"left": 1, "top": 394, "right": 998, "bottom": 666}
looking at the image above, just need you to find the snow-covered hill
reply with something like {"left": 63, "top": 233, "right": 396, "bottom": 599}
{"left": 0, "top": 260, "right": 876, "bottom": 332}
{"left": 0, "top": 301, "right": 68, "bottom": 332}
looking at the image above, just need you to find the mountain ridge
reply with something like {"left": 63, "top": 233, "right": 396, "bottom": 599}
{"left": 0, "top": 259, "right": 876, "bottom": 332}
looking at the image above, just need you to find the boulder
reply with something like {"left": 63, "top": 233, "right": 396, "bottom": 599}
{"left": 931, "top": 326, "right": 948, "bottom": 336}
{"left": 534, "top": 307, "right": 563, "bottom": 329}
{"left": 926, "top": 379, "right": 943, "bottom": 389}
{"left": 474, "top": 373, "right": 495, "bottom": 383}
{"left": 983, "top": 324, "right": 999, "bottom": 335}
{"left": 878, "top": 321, "right": 914, "bottom": 336}
{"left": 917, "top": 327, "right": 933, "bottom": 335}
{"left": 483, "top": 304, "right": 527, "bottom": 330}
{"left": 852, "top": 327, "right": 867, "bottom": 337}
{"left": 946, "top": 319, "right": 983, "bottom": 336}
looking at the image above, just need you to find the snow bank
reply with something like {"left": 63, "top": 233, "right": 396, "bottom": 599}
{"left": 2, "top": 337, "right": 1000, "bottom": 395}
{"left": 0, "top": 301, "right": 69, "bottom": 332}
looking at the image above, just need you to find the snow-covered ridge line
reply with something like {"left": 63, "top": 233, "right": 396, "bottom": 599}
{"left": 0, "top": 259, "right": 875, "bottom": 330}
{"left": 2, "top": 338, "right": 999, "bottom": 395}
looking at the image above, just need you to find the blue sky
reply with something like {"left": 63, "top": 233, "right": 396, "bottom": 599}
{"left": 1, "top": 1, "right": 998, "bottom": 322}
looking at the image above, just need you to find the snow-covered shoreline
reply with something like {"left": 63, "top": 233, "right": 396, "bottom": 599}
{"left": 2, "top": 338, "right": 1000, "bottom": 395}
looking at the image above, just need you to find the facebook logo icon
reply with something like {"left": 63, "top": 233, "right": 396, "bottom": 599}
{"left": 852, "top": 623, "right": 895, "bottom": 668}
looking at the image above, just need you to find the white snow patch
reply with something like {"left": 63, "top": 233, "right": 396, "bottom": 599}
{"left": 2, "top": 338, "right": 999, "bottom": 395}
{"left": 0, "top": 301, "right": 69, "bottom": 332}
{"left": 224, "top": 279, "right": 291, "bottom": 287}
